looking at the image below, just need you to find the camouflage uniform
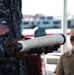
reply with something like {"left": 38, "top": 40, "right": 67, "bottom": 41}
{"left": 0, "top": 0, "right": 27, "bottom": 75}
{"left": 56, "top": 50, "right": 74, "bottom": 75}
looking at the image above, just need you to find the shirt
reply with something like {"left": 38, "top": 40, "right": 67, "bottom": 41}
{"left": 0, "top": 0, "right": 27, "bottom": 75}
{"left": 56, "top": 50, "right": 74, "bottom": 75}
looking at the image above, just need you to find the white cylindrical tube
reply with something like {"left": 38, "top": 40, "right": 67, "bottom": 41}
{"left": 17, "top": 34, "right": 66, "bottom": 52}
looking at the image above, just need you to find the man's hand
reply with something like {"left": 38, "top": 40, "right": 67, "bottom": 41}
{"left": 44, "top": 43, "right": 60, "bottom": 54}
{"left": 27, "top": 43, "right": 60, "bottom": 55}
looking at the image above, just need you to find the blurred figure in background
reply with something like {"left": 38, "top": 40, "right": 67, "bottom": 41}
{"left": 34, "top": 27, "right": 46, "bottom": 37}
{"left": 56, "top": 28, "right": 74, "bottom": 75}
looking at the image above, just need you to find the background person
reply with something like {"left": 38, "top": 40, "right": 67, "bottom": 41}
{"left": 56, "top": 28, "right": 74, "bottom": 75}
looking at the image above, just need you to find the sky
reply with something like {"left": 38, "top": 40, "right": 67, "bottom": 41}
{"left": 22, "top": 0, "right": 74, "bottom": 16}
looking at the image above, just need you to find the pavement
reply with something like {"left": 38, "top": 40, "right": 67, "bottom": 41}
{"left": 42, "top": 70, "right": 56, "bottom": 75}
{"left": 45, "top": 71, "right": 56, "bottom": 75}
{"left": 41, "top": 63, "right": 57, "bottom": 75}
{"left": 41, "top": 52, "right": 61, "bottom": 75}
{"left": 46, "top": 64, "right": 56, "bottom": 72}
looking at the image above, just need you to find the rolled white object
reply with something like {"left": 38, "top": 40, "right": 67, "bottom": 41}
{"left": 18, "top": 34, "right": 66, "bottom": 52}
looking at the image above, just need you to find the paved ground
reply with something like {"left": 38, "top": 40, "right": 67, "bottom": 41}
{"left": 46, "top": 71, "right": 56, "bottom": 75}
{"left": 46, "top": 64, "right": 56, "bottom": 72}
{"left": 41, "top": 52, "right": 61, "bottom": 75}
{"left": 42, "top": 70, "right": 56, "bottom": 75}
{"left": 42, "top": 64, "right": 56, "bottom": 75}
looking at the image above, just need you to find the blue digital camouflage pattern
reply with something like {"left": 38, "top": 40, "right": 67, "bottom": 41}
{"left": 0, "top": 0, "right": 28, "bottom": 75}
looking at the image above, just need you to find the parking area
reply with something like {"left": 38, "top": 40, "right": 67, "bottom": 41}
{"left": 41, "top": 52, "right": 61, "bottom": 75}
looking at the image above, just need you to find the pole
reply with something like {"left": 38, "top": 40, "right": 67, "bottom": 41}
{"left": 62, "top": 0, "right": 67, "bottom": 53}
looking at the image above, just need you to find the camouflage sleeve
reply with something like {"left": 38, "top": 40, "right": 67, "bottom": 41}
{"left": 0, "top": 1, "right": 11, "bottom": 18}
{"left": 0, "top": 41, "right": 4, "bottom": 59}
{"left": 56, "top": 55, "right": 64, "bottom": 75}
